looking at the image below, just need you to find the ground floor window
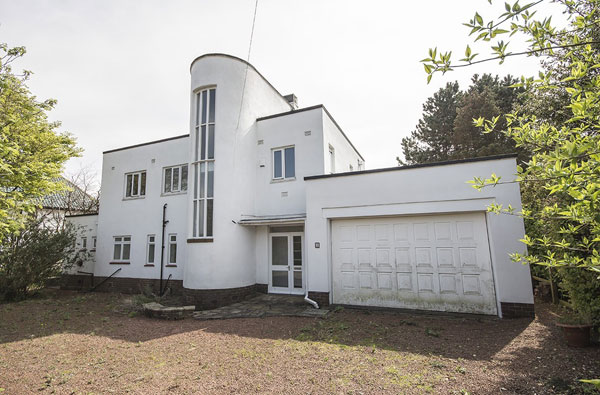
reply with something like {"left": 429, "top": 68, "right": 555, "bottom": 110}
{"left": 168, "top": 234, "right": 177, "bottom": 264}
{"left": 146, "top": 235, "right": 156, "bottom": 264}
{"left": 113, "top": 236, "right": 131, "bottom": 262}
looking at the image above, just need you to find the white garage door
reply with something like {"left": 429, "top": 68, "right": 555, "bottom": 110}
{"left": 331, "top": 212, "right": 497, "bottom": 315}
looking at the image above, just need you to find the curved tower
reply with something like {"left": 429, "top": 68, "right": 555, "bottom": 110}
{"left": 183, "top": 54, "right": 292, "bottom": 304}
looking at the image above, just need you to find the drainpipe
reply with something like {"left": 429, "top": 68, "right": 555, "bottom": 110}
{"left": 159, "top": 203, "right": 169, "bottom": 296}
{"left": 303, "top": 236, "right": 319, "bottom": 309}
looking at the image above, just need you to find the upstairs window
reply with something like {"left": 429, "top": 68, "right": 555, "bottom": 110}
{"left": 91, "top": 236, "right": 97, "bottom": 251}
{"left": 164, "top": 164, "right": 188, "bottom": 194}
{"left": 80, "top": 237, "right": 87, "bottom": 250}
{"left": 272, "top": 146, "right": 295, "bottom": 180}
{"left": 192, "top": 88, "right": 216, "bottom": 239}
{"left": 125, "top": 171, "right": 146, "bottom": 198}
{"left": 113, "top": 236, "right": 131, "bottom": 262}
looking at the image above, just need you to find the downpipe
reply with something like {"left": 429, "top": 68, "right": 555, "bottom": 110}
{"left": 159, "top": 203, "right": 169, "bottom": 296}
{"left": 303, "top": 237, "right": 319, "bottom": 309}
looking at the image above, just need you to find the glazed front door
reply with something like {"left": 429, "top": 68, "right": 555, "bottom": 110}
{"left": 269, "top": 233, "right": 304, "bottom": 294}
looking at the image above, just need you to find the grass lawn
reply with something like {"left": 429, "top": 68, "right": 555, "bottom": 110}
{"left": 0, "top": 290, "right": 598, "bottom": 394}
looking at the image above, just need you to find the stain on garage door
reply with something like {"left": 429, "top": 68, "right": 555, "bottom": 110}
{"left": 331, "top": 212, "right": 497, "bottom": 315}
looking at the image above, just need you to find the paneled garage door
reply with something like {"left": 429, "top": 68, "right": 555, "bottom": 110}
{"left": 331, "top": 213, "right": 497, "bottom": 315}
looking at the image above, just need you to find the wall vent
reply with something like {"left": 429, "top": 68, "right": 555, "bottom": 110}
{"left": 281, "top": 191, "right": 288, "bottom": 197}
{"left": 304, "top": 130, "right": 311, "bottom": 136}
{"left": 257, "top": 139, "right": 264, "bottom": 145}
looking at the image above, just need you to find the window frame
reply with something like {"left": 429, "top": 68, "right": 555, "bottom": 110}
{"left": 91, "top": 236, "right": 97, "bottom": 251}
{"left": 124, "top": 170, "right": 147, "bottom": 199}
{"left": 191, "top": 87, "right": 216, "bottom": 240}
{"left": 163, "top": 164, "right": 188, "bottom": 195}
{"left": 328, "top": 145, "right": 335, "bottom": 174}
{"left": 80, "top": 236, "right": 87, "bottom": 250}
{"left": 112, "top": 235, "right": 131, "bottom": 263}
{"left": 167, "top": 233, "right": 177, "bottom": 265}
{"left": 272, "top": 145, "right": 296, "bottom": 181}
{"left": 146, "top": 234, "right": 156, "bottom": 266}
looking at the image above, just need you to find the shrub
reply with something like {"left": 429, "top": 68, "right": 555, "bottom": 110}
{"left": 559, "top": 268, "right": 600, "bottom": 327}
{"left": 0, "top": 217, "right": 78, "bottom": 301}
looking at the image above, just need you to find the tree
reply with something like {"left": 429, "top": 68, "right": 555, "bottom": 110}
{"left": 400, "top": 74, "right": 525, "bottom": 165}
{"left": 0, "top": 216, "right": 78, "bottom": 301}
{"left": 421, "top": 0, "right": 600, "bottom": 338}
{"left": 0, "top": 43, "right": 80, "bottom": 242}
{"left": 399, "top": 82, "right": 462, "bottom": 164}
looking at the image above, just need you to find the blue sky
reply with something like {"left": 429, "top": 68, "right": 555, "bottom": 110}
{"left": 0, "top": 0, "right": 559, "bottom": 180}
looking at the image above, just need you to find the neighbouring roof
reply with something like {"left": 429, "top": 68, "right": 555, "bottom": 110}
{"left": 37, "top": 177, "right": 98, "bottom": 212}
{"left": 304, "top": 153, "right": 518, "bottom": 181}
{"left": 238, "top": 214, "right": 306, "bottom": 225}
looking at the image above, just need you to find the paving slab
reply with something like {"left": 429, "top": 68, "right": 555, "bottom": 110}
{"left": 193, "top": 294, "right": 329, "bottom": 320}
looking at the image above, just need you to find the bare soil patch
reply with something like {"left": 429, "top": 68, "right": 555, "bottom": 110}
{"left": 0, "top": 290, "right": 598, "bottom": 394}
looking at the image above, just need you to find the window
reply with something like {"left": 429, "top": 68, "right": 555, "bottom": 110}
{"left": 168, "top": 234, "right": 177, "bottom": 264}
{"left": 357, "top": 159, "right": 364, "bottom": 171}
{"left": 192, "top": 88, "right": 216, "bottom": 238}
{"left": 113, "top": 236, "right": 131, "bottom": 262}
{"left": 272, "top": 146, "right": 295, "bottom": 180}
{"left": 125, "top": 171, "right": 146, "bottom": 198}
{"left": 91, "top": 236, "right": 97, "bottom": 251}
{"left": 349, "top": 164, "right": 354, "bottom": 171}
{"left": 164, "top": 164, "right": 188, "bottom": 194}
{"left": 80, "top": 237, "right": 87, "bottom": 250}
{"left": 146, "top": 235, "right": 156, "bottom": 265}
{"left": 328, "top": 145, "right": 335, "bottom": 173}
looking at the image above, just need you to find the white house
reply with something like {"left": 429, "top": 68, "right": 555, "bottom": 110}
{"left": 65, "top": 53, "right": 534, "bottom": 318}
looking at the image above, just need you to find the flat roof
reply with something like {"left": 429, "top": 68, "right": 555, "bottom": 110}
{"left": 103, "top": 134, "right": 189, "bottom": 154}
{"left": 257, "top": 104, "right": 364, "bottom": 161}
{"left": 304, "top": 153, "right": 518, "bottom": 181}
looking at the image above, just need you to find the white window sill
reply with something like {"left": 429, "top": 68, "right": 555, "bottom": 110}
{"left": 271, "top": 177, "right": 296, "bottom": 184}
{"left": 123, "top": 196, "right": 145, "bottom": 201}
{"left": 160, "top": 191, "right": 188, "bottom": 197}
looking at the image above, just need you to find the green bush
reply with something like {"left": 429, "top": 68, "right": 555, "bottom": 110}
{"left": 0, "top": 217, "right": 78, "bottom": 301}
{"left": 559, "top": 268, "right": 600, "bottom": 327}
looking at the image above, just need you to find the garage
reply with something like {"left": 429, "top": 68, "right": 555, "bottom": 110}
{"left": 331, "top": 212, "right": 498, "bottom": 315}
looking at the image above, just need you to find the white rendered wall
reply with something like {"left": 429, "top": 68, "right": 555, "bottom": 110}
{"left": 66, "top": 214, "right": 98, "bottom": 275}
{"left": 254, "top": 108, "right": 324, "bottom": 217}
{"left": 304, "top": 157, "right": 533, "bottom": 309}
{"left": 184, "top": 55, "right": 291, "bottom": 290}
{"left": 322, "top": 111, "right": 363, "bottom": 174}
{"left": 95, "top": 136, "right": 189, "bottom": 281}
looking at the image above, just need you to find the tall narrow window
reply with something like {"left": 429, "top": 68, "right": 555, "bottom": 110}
{"left": 125, "top": 171, "right": 146, "bottom": 198}
{"left": 168, "top": 234, "right": 177, "bottom": 264}
{"left": 91, "top": 236, "right": 97, "bottom": 251}
{"left": 80, "top": 237, "right": 87, "bottom": 250}
{"left": 163, "top": 164, "right": 188, "bottom": 194}
{"left": 146, "top": 235, "right": 156, "bottom": 265}
{"left": 328, "top": 145, "right": 335, "bottom": 174}
{"left": 272, "top": 146, "right": 295, "bottom": 180}
{"left": 193, "top": 88, "right": 216, "bottom": 238}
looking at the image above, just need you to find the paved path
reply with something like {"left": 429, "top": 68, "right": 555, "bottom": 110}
{"left": 193, "top": 294, "right": 329, "bottom": 320}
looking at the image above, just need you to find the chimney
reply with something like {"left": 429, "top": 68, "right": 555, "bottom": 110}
{"left": 284, "top": 93, "right": 298, "bottom": 110}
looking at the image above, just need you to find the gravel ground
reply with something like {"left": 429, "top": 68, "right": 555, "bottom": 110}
{"left": 0, "top": 290, "right": 598, "bottom": 394}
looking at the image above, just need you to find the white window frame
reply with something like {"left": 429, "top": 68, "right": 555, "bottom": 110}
{"left": 124, "top": 170, "right": 146, "bottom": 199}
{"left": 168, "top": 234, "right": 177, "bottom": 265}
{"left": 192, "top": 87, "right": 216, "bottom": 239}
{"left": 272, "top": 145, "right": 295, "bottom": 181}
{"left": 80, "top": 237, "right": 87, "bottom": 250}
{"left": 163, "top": 164, "right": 188, "bottom": 194}
{"left": 328, "top": 145, "right": 335, "bottom": 174}
{"left": 146, "top": 234, "right": 156, "bottom": 265}
{"left": 91, "top": 236, "right": 97, "bottom": 251}
{"left": 112, "top": 236, "right": 131, "bottom": 262}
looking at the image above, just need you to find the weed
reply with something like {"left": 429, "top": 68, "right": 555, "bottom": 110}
{"left": 455, "top": 366, "right": 466, "bottom": 375}
{"left": 430, "top": 361, "right": 446, "bottom": 369}
{"left": 425, "top": 328, "right": 440, "bottom": 337}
